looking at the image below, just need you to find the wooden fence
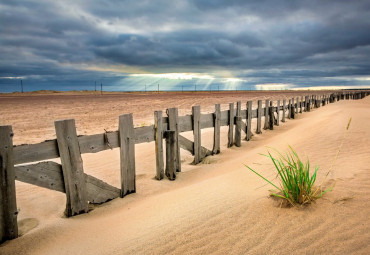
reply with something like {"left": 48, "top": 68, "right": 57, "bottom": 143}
{"left": 0, "top": 90, "right": 369, "bottom": 243}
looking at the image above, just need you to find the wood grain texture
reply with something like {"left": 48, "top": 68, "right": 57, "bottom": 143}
{"left": 257, "top": 100, "right": 262, "bottom": 134}
{"left": 234, "top": 101, "right": 242, "bottom": 147}
{"left": 167, "top": 108, "right": 181, "bottom": 172}
{"left": 213, "top": 104, "right": 221, "bottom": 154}
{"left": 15, "top": 161, "right": 65, "bottom": 193}
{"left": 54, "top": 119, "right": 88, "bottom": 217}
{"left": 154, "top": 111, "right": 164, "bottom": 180}
{"left": 119, "top": 114, "right": 136, "bottom": 198}
{"left": 192, "top": 106, "right": 202, "bottom": 164}
{"left": 264, "top": 99, "right": 269, "bottom": 130}
{"left": 276, "top": 100, "right": 280, "bottom": 126}
{"left": 0, "top": 126, "right": 18, "bottom": 242}
{"left": 228, "top": 103, "right": 234, "bottom": 148}
{"left": 165, "top": 131, "right": 176, "bottom": 180}
{"left": 246, "top": 101, "right": 253, "bottom": 141}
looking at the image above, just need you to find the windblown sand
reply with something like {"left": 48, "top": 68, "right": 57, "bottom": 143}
{"left": 0, "top": 91, "right": 369, "bottom": 254}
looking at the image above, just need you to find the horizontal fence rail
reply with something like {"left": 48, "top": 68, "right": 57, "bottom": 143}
{"left": 0, "top": 90, "right": 368, "bottom": 243}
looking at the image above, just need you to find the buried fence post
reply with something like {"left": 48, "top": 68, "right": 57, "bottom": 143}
{"left": 164, "top": 131, "right": 176, "bottom": 180}
{"left": 288, "top": 99, "right": 292, "bottom": 119}
{"left": 282, "top": 99, "right": 286, "bottom": 123}
{"left": 295, "top": 97, "right": 299, "bottom": 114}
{"left": 213, "top": 104, "right": 221, "bottom": 154}
{"left": 228, "top": 103, "right": 234, "bottom": 148}
{"left": 167, "top": 108, "right": 181, "bottom": 172}
{"left": 55, "top": 119, "right": 89, "bottom": 216}
{"left": 290, "top": 100, "right": 295, "bottom": 119}
{"left": 0, "top": 126, "right": 18, "bottom": 243}
{"left": 192, "top": 106, "right": 202, "bottom": 164}
{"left": 257, "top": 100, "right": 263, "bottom": 134}
{"left": 154, "top": 111, "right": 164, "bottom": 180}
{"left": 246, "top": 100, "right": 253, "bottom": 140}
{"left": 264, "top": 99, "right": 270, "bottom": 130}
{"left": 118, "top": 114, "right": 136, "bottom": 197}
{"left": 300, "top": 96, "right": 303, "bottom": 113}
{"left": 234, "top": 101, "right": 242, "bottom": 147}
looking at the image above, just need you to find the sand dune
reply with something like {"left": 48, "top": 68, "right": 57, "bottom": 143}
{"left": 0, "top": 94, "right": 369, "bottom": 254}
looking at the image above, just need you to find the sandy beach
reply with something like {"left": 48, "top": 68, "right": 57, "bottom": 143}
{"left": 0, "top": 91, "right": 369, "bottom": 254}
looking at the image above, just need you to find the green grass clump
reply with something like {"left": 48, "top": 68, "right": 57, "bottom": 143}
{"left": 245, "top": 146, "right": 328, "bottom": 206}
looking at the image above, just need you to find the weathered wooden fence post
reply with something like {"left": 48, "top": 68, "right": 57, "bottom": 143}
{"left": 154, "top": 111, "right": 164, "bottom": 180}
{"left": 257, "top": 100, "right": 262, "bottom": 133}
{"left": 234, "top": 102, "right": 242, "bottom": 147}
{"left": 246, "top": 101, "right": 253, "bottom": 140}
{"left": 213, "top": 104, "right": 221, "bottom": 154}
{"left": 282, "top": 99, "right": 286, "bottom": 123}
{"left": 192, "top": 106, "right": 202, "bottom": 163}
{"left": 164, "top": 131, "right": 176, "bottom": 180}
{"left": 167, "top": 108, "right": 181, "bottom": 172}
{"left": 276, "top": 100, "right": 280, "bottom": 126}
{"left": 264, "top": 99, "right": 270, "bottom": 130}
{"left": 55, "top": 119, "right": 89, "bottom": 216}
{"left": 295, "top": 97, "right": 299, "bottom": 114}
{"left": 118, "top": 114, "right": 136, "bottom": 197}
{"left": 0, "top": 126, "right": 18, "bottom": 243}
{"left": 288, "top": 99, "right": 292, "bottom": 119}
{"left": 269, "top": 101, "right": 274, "bottom": 130}
{"left": 300, "top": 96, "right": 303, "bottom": 113}
{"left": 228, "top": 103, "right": 234, "bottom": 148}
{"left": 305, "top": 96, "right": 310, "bottom": 112}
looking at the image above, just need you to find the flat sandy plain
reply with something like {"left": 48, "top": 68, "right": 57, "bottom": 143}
{"left": 0, "top": 90, "right": 369, "bottom": 254}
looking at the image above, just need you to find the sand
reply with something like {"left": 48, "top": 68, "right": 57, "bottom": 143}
{"left": 0, "top": 91, "right": 369, "bottom": 254}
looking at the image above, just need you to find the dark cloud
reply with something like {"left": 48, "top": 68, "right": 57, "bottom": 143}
{"left": 0, "top": 0, "right": 370, "bottom": 92}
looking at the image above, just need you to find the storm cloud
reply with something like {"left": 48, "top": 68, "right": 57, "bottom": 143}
{"left": 0, "top": 0, "right": 370, "bottom": 91}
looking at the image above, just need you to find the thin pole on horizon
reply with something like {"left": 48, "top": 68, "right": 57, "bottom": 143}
{"left": 21, "top": 80, "right": 23, "bottom": 93}
{"left": 95, "top": 81, "right": 96, "bottom": 91}
{"left": 101, "top": 82, "right": 103, "bottom": 95}
{"left": 195, "top": 84, "right": 196, "bottom": 92}
{"left": 145, "top": 84, "right": 146, "bottom": 92}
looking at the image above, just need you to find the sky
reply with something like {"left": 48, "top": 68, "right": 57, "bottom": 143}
{"left": 1, "top": 0, "right": 370, "bottom": 92}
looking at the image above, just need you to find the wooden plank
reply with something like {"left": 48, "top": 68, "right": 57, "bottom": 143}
{"left": 200, "top": 113, "right": 214, "bottom": 129}
{"left": 276, "top": 100, "right": 280, "bottom": 126}
{"left": 85, "top": 174, "right": 120, "bottom": 204}
{"left": 0, "top": 126, "right": 18, "bottom": 242}
{"left": 256, "top": 100, "right": 262, "bottom": 134}
{"left": 234, "top": 101, "right": 242, "bottom": 147}
{"left": 119, "top": 114, "right": 136, "bottom": 198}
{"left": 178, "top": 115, "right": 192, "bottom": 132}
{"left": 179, "top": 135, "right": 212, "bottom": 158}
{"left": 54, "top": 119, "right": 88, "bottom": 217}
{"left": 192, "top": 106, "right": 202, "bottom": 164}
{"left": 246, "top": 101, "right": 252, "bottom": 140}
{"left": 213, "top": 104, "right": 221, "bottom": 154}
{"left": 167, "top": 108, "right": 181, "bottom": 172}
{"left": 154, "top": 111, "right": 164, "bottom": 180}
{"left": 165, "top": 131, "right": 176, "bottom": 180}
{"left": 13, "top": 140, "right": 59, "bottom": 165}
{"left": 264, "top": 99, "right": 269, "bottom": 130}
{"left": 228, "top": 103, "right": 234, "bottom": 148}
{"left": 15, "top": 161, "right": 65, "bottom": 193}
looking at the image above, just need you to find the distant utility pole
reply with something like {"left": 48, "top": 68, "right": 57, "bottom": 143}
{"left": 95, "top": 81, "right": 96, "bottom": 91}
{"left": 101, "top": 82, "right": 103, "bottom": 95}
{"left": 21, "top": 80, "right": 23, "bottom": 93}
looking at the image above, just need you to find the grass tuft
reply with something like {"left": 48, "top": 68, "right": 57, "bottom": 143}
{"left": 246, "top": 118, "right": 352, "bottom": 206}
